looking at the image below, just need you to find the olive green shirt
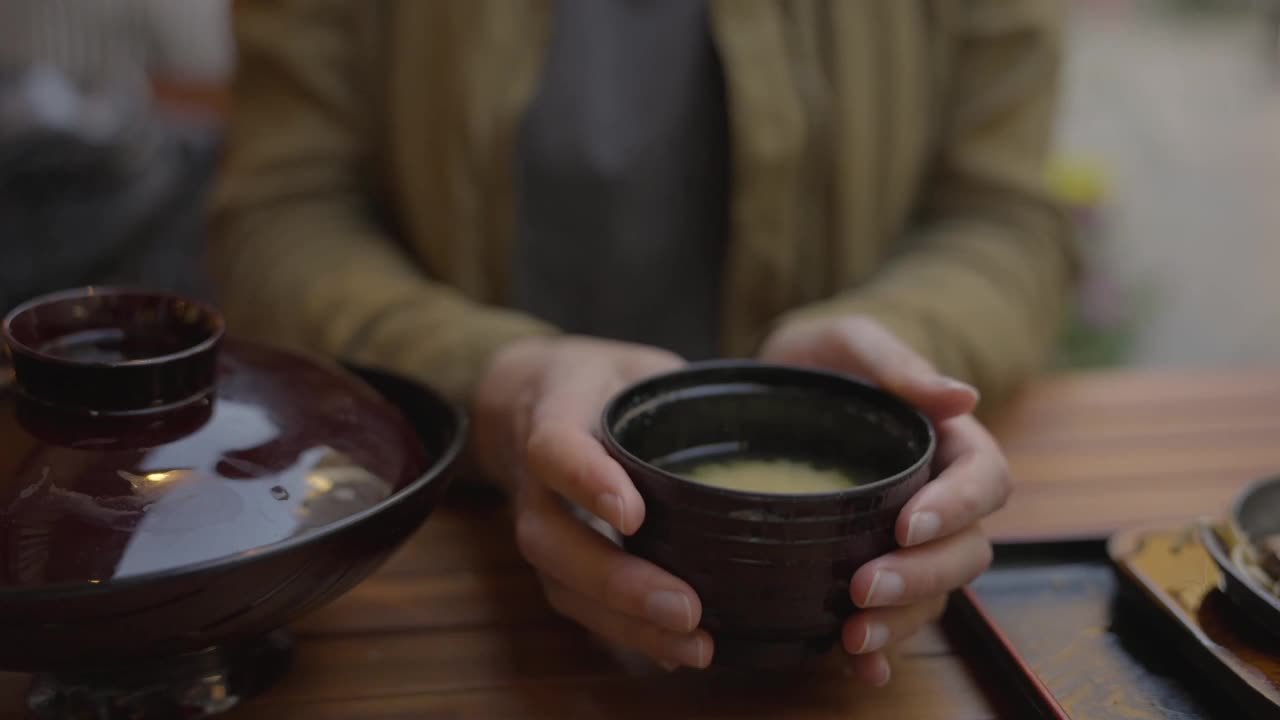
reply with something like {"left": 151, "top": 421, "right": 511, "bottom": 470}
{"left": 213, "top": 0, "right": 1076, "bottom": 412}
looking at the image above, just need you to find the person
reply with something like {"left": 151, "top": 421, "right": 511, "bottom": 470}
{"left": 212, "top": 0, "right": 1075, "bottom": 686}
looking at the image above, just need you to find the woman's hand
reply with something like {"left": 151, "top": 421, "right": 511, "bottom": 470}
{"left": 760, "top": 316, "right": 1010, "bottom": 686}
{"left": 472, "top": 337, "right": 713, "bottom": 670}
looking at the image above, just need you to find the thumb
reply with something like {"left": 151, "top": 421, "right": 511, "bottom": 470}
{"left": 762, "top": 318, "right": 978, "bottom": 423}
{"left": 888, "top": 373, "right": 979, "bottom": 423}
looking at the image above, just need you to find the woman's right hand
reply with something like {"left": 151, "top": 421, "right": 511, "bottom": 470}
{"left": 472, "top": 337, "right": 713, "bottom": 670}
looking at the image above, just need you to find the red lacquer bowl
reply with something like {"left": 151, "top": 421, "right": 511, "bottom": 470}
{"left": 0, "top": 287, "right": 465, "bottom": 718}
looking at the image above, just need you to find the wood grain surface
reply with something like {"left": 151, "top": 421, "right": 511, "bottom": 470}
{"left": 3, "top": 370, "right": 1279, "bottom": 718}
{"left": 0, "top": 495, "right": 998, "bottom": 720}
{"left": 987, "top": 371, "right": 1280, "bottom": 542}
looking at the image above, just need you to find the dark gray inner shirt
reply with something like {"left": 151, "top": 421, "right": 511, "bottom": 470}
{"left": 513, "top": 0, "right": 729, "bottom": 360}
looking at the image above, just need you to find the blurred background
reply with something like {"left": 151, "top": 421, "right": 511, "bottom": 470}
{"left": 0, "top": 0, "right": 231, "bottom": 311}
{"left": 0, "top": 0, "right": 1276, "bottom": 372}
{"left": 1053, "top": 0, "right": 1280, "bottom": 370}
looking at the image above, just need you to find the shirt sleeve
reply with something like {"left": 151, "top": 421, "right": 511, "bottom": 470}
{"left": 776, "top": 0, "right": 1078, "bottom": 410}
{"left": 210, "top": 0, "right": 555, "bottom": 406}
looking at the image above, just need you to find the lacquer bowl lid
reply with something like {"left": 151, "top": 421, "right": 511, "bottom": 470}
{"left": 0, "top": 287, "right": 430, "bottom": 590}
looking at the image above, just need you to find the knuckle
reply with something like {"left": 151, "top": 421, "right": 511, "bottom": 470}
{"left": 993, "top": 453, "right": 1013, "bottom": 486}
{"left": 921, "top": 564, "right": 945, "bottom": 597}
{"left": 995, "top": 452, "right": 1011, "bottom": 477}
{"left": 956, "top": 481, "right": 984, "bottom": 521}
{"left": 827, "top": 324, "right": 860, "bottom": 351}
{"left": 653, "top": 631, "right": 689, "bottom": 664}
{"left": 995, "top": 460, "right": 1014, "bottom": 508}
{"left": 816, "top": 334, "right": 845, "bottom": 361}
{"left": 524, "top": 425, "right": 557, "bottom": 464}
{"left": 838, "top": 316, "right": 895, "bottom": 352}
{"left": 975, "top": 538, "right": 995, "bottom": 575}
{"left": 838, "top": 314, "right": 880, "bottom": 337}
{"left": 599, "top": 562, "right": 638, "bottom": 613}
{"left": 646, "top": 347, "right": 683, "bottom": 368}
{"left": 525, "top": 426, "right": 579, "bottom": 490}
{"left": 542, "top": 583, "right": 571, "bottom": 619}
{"left": 928, "top": 594, "right": 949, "bottom": 621}
{"left": 816, "top": 319, "right": 860, "bottom": 353}
{"left": 514, "top": 512, "right": 544, "bottom": 565}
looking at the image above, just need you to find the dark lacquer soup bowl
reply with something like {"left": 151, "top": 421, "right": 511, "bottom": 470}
{"left": 0, "top": 288, "right": 465, "bottom": 718}
{"left": 602, "top": 362, "right": 935, "bottom": 669}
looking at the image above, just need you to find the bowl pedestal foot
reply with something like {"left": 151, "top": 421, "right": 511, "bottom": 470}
{"left": 27, "top": 630, "right": 294, "bottom": 719}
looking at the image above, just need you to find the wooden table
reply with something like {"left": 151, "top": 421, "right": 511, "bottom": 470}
{"left": 3, "top": 370, "right": 1279, "bottom": 718}
{"left": 987, "top": 370, "right": 1280, "bottom": 542}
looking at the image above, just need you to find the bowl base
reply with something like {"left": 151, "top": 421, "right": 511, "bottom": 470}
{"left": 712, "top": 632, "right": 838, "bottom": 669}
{"left": 27, "top": 630, "right": 294, "bottom": 719}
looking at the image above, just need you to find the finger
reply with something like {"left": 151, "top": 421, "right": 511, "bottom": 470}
{"left": 515, "top": 490, "right": 702, "bottom": 633}
{"left": 770, "top": 317, "right": 978, "bottom": 421}
{"left": 848, "top": 652, "right": 892, "bottom": 687}
{"left": 527, "top": 420, "right": 645, "bottom": 535}
{"left": 842, "top": 595, "right": 948, "bottom": 655}
{"left": 852, "top": 525, "right": 992, "bottom": 608}
{"left": 526, "top": 363, "right": 647, "bottom": 534}
{"left": 618, "top": 346, "right": 686, "bottom": 378}
{"left": 824, "top": 320, "right": 977, "bottom": 421}
{"left": 896, "top": 416, "right": 1011, "bottom": 548}
{"left": 541, "top": 576, "right": 714, "bottom": 669}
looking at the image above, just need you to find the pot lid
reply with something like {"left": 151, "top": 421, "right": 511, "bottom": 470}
{"left": 0, "top": 288, "right": 428, "bottom": 589}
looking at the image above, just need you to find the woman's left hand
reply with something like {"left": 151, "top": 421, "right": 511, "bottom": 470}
{"left": 759, "top": 316, "right": 1011, "bottom": 687}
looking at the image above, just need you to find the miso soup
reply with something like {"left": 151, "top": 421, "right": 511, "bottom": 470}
{"left": 658, "top": 448, "right": 868, "bottom": 494}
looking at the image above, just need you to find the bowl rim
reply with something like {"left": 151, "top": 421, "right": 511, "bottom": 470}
{"left": 1231, "top": 473, "right": 1280, "bottom": 540}
{"left": 1216, "top": 473, "right": 1280, "bottom": 618}
{"left": 0, "top": 354, "right": 469, "bottom": 602}
{"left": 2, "top": 286, "right": 226, "bottom": 370}
{"left": 1197, "top": 520, "right": 1280, "bottom": 624}
{"left": 600, "top": 359, "right": 937, "bottom": 504}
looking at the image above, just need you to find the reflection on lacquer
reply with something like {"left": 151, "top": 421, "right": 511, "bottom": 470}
{"left": 0, "top": 399, "right": 394, "bottom": 586}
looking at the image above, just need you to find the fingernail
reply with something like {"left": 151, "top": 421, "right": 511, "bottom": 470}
{"left": 864, "top": 570, "right": 905, "bottom": 606}
{"left": 646, "top": 591, "right": 694, "bottom": 632}
{"left": 857, "top": 623, "right": 891, "bottom": 654}
{"left": 658, "top": 660, "right": 679, "bottom": 672}
{"left": 935, "top": 376, "right": 979, "bottom": 398}
{"left": 675, "top": 634, "right": 711, "bottom": 669}
{"left": 595, "top": 492, "right": 625, "bottom": 531}
{"left": 872, "top": 655, "right": 892, "bottom": 687}
{"left": 905, "top": 511, "right": 941, "bottom": 546}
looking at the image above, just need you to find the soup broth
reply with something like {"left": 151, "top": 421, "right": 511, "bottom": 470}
{"left": 659, "top": 449, "right": 868, "bottom": 494}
